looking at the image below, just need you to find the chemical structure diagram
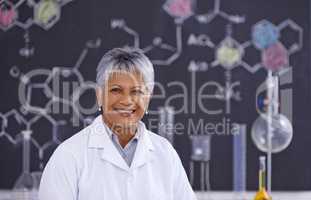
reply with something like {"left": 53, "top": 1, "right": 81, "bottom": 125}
{"left": 207, "top": 19, "right": 301, "bottom": 113}
{"left": 111, "top": 0, "right": 303, "bottom": 102}
{"left": 0, "top": 38, "right": 100, "bottom": 189}
{"left": 110, "top": 18, "right": 183, "bottom": 66}
{"left": 110, "top": 0, "right": 243, "bottom": 116}
{"left": 110, "top": 0, "right": 303, "bottom": 115}
{"left": 0, "top": 0, "right": 74, "bottom": 58}
{"left": 110, "top": 0, "right": 245, "bottom": 66}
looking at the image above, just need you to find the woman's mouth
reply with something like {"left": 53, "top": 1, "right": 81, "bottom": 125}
{"left": 113, "top": 108, "right": 136, "bottom": 116}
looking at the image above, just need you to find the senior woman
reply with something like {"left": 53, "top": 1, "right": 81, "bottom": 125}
{"left": 39, "top": 47, "right": 197, "bottom": 200}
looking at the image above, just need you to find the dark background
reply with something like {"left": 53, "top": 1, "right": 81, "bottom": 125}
{"left": 0, "top": 0, "right": 310, "bottom": 191}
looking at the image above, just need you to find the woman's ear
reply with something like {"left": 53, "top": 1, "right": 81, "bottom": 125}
{"left": 144, "top": 92, "right": 152, "bottom": 113}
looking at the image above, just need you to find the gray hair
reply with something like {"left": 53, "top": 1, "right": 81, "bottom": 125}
{"left": 96, "top": 47, "right": 154, "bottom": 93}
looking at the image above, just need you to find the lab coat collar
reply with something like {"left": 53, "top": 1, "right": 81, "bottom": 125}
{"left": 104, "top": 119, "right": 141, "bottom": 143}
{"left": 88, "top": 115, "right": 154, "bottom": 171}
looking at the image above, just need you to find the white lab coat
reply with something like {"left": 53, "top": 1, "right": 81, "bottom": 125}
{"left": 39, "top": 116, "right": 197, "bottom": 200}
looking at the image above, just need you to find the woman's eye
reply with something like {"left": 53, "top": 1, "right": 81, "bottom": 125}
{"left": 132, "top": 90, "right": 144, "bottom": 95}
{"left": 110, "top": 88, "right": 121, "bottom": 93}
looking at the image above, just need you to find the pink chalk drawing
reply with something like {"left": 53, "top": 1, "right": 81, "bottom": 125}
{"left": 0, "top": 3, "right": 17, "bottom": 28}
{"left": 262, "top": 42, "right": 289, "bottom": 72}
{"left": 163, "top": 0, "right": 194, "bottom": 20}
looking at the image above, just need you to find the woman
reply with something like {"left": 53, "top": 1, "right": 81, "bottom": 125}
{"left": 39, "top": 47, "right": 197, "bottom": 200}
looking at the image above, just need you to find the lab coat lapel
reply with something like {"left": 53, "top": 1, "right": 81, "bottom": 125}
{"left": 100, "top": 139, "right": 129, "bottom": 171}
{"left": 88, "top": 116, "right": 129, "bottom": 171}
{"left": 130, "top": 125, "right": 155, "bottom": 169}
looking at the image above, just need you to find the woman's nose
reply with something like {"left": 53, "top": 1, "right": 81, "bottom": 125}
{"left": 119, "top": 93, "right": 134, "bottom": 105}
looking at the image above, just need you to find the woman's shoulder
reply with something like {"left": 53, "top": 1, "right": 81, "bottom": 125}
{"left": 53, "top": 125, "right": 92, "bottom": 157}
{"left": 144, "top": 130, "right": 182, "bottom": 168}
{"left": 147, "top": 130, "right": 170, "bottom": 143}
{"left": 145, "top": 130, "right": 176, "bottom": 154}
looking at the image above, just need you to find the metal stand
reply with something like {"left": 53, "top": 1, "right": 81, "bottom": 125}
{"left": 190, "top": 135, "right": 212, "bottom": 191}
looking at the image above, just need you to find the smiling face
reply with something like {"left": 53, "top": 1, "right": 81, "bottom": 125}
{"left": 96, "top": 70, "right": 150, "bottom": 132}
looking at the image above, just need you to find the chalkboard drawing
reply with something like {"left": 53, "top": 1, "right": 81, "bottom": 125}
{"left": 209, "top": 25, "right": 243, "bottom": 114}
{"left": 112, "top": 0, "right": 245, "bottom": 67}
{"left": 189, "top": 135, "right": 211, "bottom": 191}
{"left": 0, "top": 107, "right": 66, "bottom": 171}
{"left": 12, "top": 67, "right": 54, "bottom": 114}
{"left": 262, "top": 42, "right": 289, "bottom": 72}
{"left": 13, "top": 130, "right": 42, "bottom": 198}
{"left": 34, "top": 0, "right": 61, "bottom": 30}
{"left": 195, "top": 0, "right": 245, "bottom": 24}
{"left": 214, "top": 71, "right": 242, "bottom": 114}
{"left": 235, "top": 19, "right": 303, "bottom": 74}
{"left": 111, "top": 18, "right": 183, "bottom": 66}
{"left": 252, "top": 20, "right": 280, "bottom": 50}
{"left": 0, "top": 0, "right": 73, "bottom": 30}
{"left": 0, "top": 109, "right": 25, "bottom": 145}
{"left": 10, "top": 39, "right": 101, "bottom": 128}
{"left": 0, "top": 0, "right": 74, "bottom": 57}
{"left": 0, "top": 109, "right": 59, "bottom": 196}
{"left": 142, "top": 30, "right": 183, "bottom": 66}
{"left": 187, "top": 34, "right": 215, "bottom": 48}
{"left": 0, "top": 0, "right": 17, "bottom": 30}
{"left": 277, "top": 19, "right": 303, "bottom": 55}
{"left": 214, "top": 37, "right": 244, "bottom": 70}
{"left": 19, "top": 31, "right": 35, "bottom": 58}
{"left": 163, "top": 0, "right": 195, "bottom": 21}
{"left": 110, "top": 19, "right": 140, "bottom": 48}
{"left": 187, "top": 60, "right": 209, "bottom": 72}
{"left": 0, "top": 39, "right": 101, "bottom": 173}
